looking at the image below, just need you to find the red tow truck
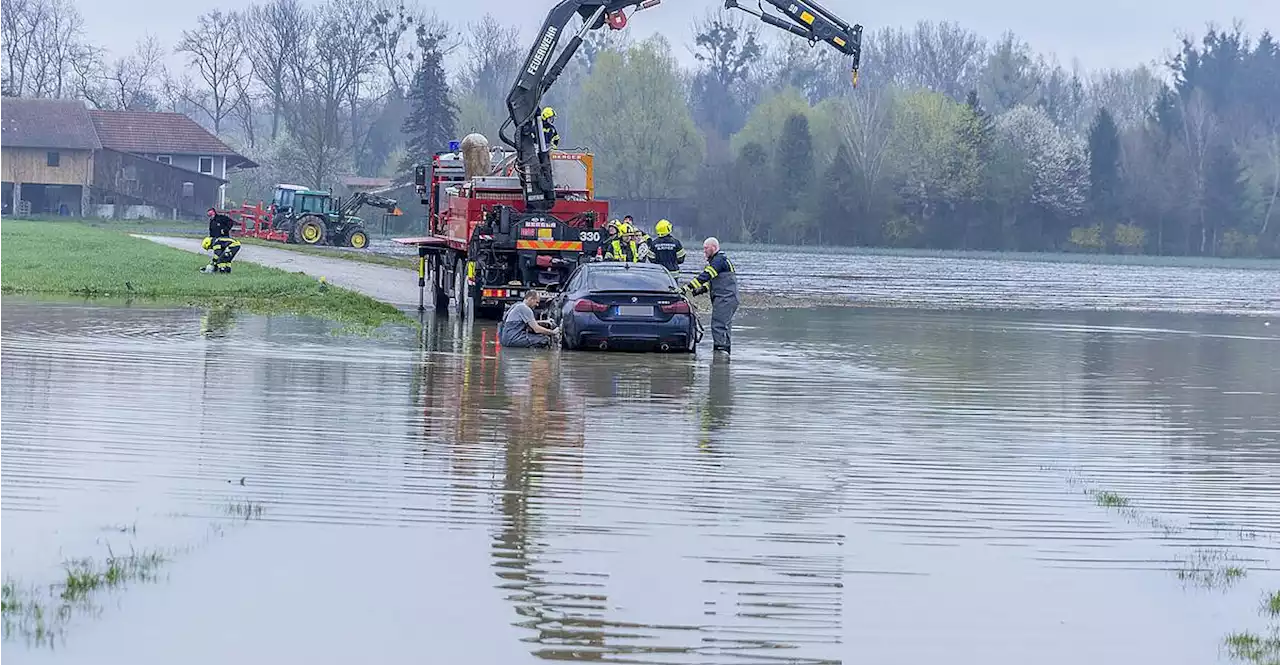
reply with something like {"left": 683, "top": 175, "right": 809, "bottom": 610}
{"left": 395, "top": 146, "right": 609, "bottom": 319}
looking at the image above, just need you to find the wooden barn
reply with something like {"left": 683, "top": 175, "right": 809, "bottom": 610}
{"left": 1, "top": 98, "right": 257, "bottom": 219}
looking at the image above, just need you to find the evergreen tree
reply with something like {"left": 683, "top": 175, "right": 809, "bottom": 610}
{"left": 1088, "top": 108, "right": 1122, "bottom": 251}
{"left": 775, "top": 112, "right": 815, "bottom": 241}
{"left": 399, "top": 36, "right": 457, "bottom": 179}
{"left": 1202, "top": 143, "right": 1249, "bottom": 254}
{"left": 820, "top": 143, "right": 860, "bottom": 244}
{"left": 955, "top": 90, "right": 996, "bottom": 247}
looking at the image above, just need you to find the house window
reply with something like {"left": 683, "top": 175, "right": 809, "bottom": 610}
{"left": 157, "top": 155, "right": 172, "bottom": 165}
{"left": 198, "top": 157, "right": 214, "bottom": 174}
{"left": 47, "top": 151, "right": 60, "bottom": 167}
{"left": 182, "top": 182, "right": 194, "bottom": 198}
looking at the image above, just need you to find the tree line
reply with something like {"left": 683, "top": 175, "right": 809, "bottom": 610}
{"left": 3, "top": 0, "right": 1277, "bottom": 257}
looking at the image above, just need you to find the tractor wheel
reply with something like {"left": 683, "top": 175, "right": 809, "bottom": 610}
{"left": 295, "top": 216, "right": 327, "bottom": 245}
{"left": 344, "top": 228, "right": 369, "bottom": 249}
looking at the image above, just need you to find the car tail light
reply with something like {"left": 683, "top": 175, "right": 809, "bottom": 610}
{"left": 574, "top": 299, "right": 608, "bottom": 313}
{"left": 661, "top": 301, "right": 690, "bottom": 314}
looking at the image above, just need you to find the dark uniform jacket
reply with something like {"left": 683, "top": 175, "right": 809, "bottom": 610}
{"left": 209, "top": 214, "right": 235, "bottom": 238}
{"left": 542, "top": 121, "right": 560, "bottom": 150}
{"left": 647, "top": 234, "right": 686, "bottom": 273}
{"left": 686, "top": 251, "right": 738, "bottom": 302}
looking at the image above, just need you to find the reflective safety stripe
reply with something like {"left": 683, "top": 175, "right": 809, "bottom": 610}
{"left": 705, "top": 266, "right": 719, "bottom": 278}
{"left": 517, "top": 239, "right": 583, "bottom": 251}
{"left": 676, "top": 249, "right": 686, "bottom": 258}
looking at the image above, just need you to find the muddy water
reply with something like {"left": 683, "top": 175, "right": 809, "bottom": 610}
{"left": 3, "top": 296, "right": 1279, "bottom": 664}
{"left": 376, "top": 242, "right": 1280, "bottom": 315}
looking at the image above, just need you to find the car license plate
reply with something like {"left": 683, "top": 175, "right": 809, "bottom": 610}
{"left": 617, "top": 305, "right": 653, "bottom": 317}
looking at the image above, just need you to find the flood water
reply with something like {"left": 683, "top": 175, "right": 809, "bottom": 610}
{"left": 3, "top": 261, "right": 1280, "bottom": 663}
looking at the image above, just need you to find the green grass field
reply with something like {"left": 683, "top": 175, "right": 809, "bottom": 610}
{"left": 1, "top": 220, "right": 410, "bottom": 328}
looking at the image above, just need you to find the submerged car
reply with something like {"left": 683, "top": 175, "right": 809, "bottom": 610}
{"left": 547, "top": 262, "right": 698, "bottom": 352}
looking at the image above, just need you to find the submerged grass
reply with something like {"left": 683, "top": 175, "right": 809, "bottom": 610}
{"left": 1, "top": 220, "right": 411, "bottom": 329}
{"left": 3, "top": 503, "right": 271, "bottom": 647}
{"left": 1176, "top": 548, "right": 1248, "bottom": 590}
{"left": 1, "top": 547, "right": 168, "bottom": 646}
{"left": 1225, "top": 631, "right": 1280, "bottom": 665}
{"left": 1091, "top": 490, "right": 1130, "bottom": 508}
{"left": 223, "top": 500, "right": 266, "bottom": 521}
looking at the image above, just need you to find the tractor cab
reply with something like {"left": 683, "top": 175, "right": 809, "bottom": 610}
{"left": 273, "top": 184, "right": 328, "bottom": 215}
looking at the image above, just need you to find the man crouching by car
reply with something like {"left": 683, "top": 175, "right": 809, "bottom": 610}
{"left": 500, "top": 291, "right": 560, "bottom": 349}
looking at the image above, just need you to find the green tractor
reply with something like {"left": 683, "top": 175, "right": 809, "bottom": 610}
{"left": 270, "top": 184, "right": 402, "bottom": 249}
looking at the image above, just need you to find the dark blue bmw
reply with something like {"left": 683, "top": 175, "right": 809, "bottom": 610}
{"left": 547, "top": 262, "right": 699, "bottom": 352}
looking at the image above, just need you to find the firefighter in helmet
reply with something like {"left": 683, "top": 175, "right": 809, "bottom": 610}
{"left": 202, "top": 207, "right": 241, "bottom": 274}
{"left": 540, "top": 107, "right": 560, "bottom": 150}
{"left": 600, "top": 219, "right": 638, "bottom": 262}
{"left": 624, "top": 216, "right": 655, "bottom": 263}
{"left": 647, "top": 219, "right": 686, "bottom": 278}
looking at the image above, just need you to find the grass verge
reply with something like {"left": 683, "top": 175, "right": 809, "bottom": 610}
{"left": 235, "top": 236, "right": 417, "bottom": 269}
{"left": 1, "top": 220, "right": 411, "bottom": 329}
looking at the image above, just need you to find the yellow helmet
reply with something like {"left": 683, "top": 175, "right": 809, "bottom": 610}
{"left": 202, "top": 237, "right": 213, "bottom": 251}
{"left": 541, "top": 107, "right": 555, "bottom": 121}
{"left": 655, "top": 219, "right": 672, "bottom": 236}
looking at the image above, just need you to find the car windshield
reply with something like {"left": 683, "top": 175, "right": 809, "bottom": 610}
{"left": 586, "top": 267, "right": 676, "bottom": 292}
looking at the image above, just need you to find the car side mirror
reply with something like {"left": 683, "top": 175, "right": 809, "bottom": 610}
{"left": 545, "top": 283, "right": 561, "bottom": 293}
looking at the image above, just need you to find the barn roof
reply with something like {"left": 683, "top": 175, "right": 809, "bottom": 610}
{"left": 1, "top": 98, "right": 102, "bottom": 150}
{"left": 88, "top": 110, "right": 257, "bottom": 168}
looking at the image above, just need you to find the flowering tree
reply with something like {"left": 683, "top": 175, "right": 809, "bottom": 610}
{"left": 993, "top": 104, "right": 1087, "bottom": 246}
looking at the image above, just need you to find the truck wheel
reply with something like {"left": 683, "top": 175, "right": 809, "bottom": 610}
{"left": 430, "top": 255, "right": 448, "bottom": 312}
{"left": 296, "top": 216, "right": 327, "bottom": 245}
{"left": 345, "top": 228, "right": 369, "bottom": 249}
{"left": 453, "top": 257, "right": 470, "bottom": 319}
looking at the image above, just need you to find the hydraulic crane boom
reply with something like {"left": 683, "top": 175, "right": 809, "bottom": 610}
{"left": 339, "top": 191, "right": 402, "bottom": 218}
{"left": 501, "top": 0, "right": 864, "bottom": 212}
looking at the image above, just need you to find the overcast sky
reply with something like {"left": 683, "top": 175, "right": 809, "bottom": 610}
{"left": 83, "top": 0, "right": 1279, "bottom": 75}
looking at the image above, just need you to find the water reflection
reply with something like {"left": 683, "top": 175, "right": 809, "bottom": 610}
{"left": 3, "top": 299, "right": 1279, "bottom": 664}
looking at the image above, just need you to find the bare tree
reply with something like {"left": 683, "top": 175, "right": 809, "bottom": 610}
{"left": 457, "top": 15, "right": 523, "bottom": 122}
{"left": 910, "top": 21, "right": 987, "bottom": 101}
{"left": 2, "top": 0, "right": 92, "bottom": 98}
{"left": 840, "top": 85, "right": 896, "bottom": 217}
{"left": 368, "top": 0, "right": 452, "bottom": 96}
{"left": 29, "top": 0, "right": 77, "bottom": 96}
{"left": 278, "top": 0, "right": 376, "bottom": 188}
{"left": 245, "top": 0, "right": 309, "bottom": 140}
{"left": 231, "top": 75, "right": 259, "bottom": 149}
{"left": 2, "top": 0, "right": 39, "bottom": 95}
{"left": 862, "top": 22, "right": 986, "bottom": 100}
{"left": 176, "top": 9, "right": 250, "bottom": 134}
{"left": 1085, "top": 65, "right": 1164, "bottom": 130}
{"left": 86, "top": 35, "right": 166, "bottom": 110}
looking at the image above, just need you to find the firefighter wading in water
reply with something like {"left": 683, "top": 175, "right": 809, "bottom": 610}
{"left": 681, "top": 236, "right": 738, "bottom": 354}
{"left": 202, "top": 207, "right": 241, "bottom": 274}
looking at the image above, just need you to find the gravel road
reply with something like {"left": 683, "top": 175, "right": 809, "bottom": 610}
{"left": 135, "top": 235, "right": 428, "bottom": 310}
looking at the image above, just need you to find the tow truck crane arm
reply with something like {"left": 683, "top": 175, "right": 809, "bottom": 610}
{"left": 501, "top": 0, "right": 863, "bottom": 212}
